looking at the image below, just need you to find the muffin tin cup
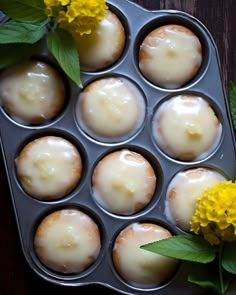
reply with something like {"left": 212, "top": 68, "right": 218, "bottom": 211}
{"left": 1, "top": 0, "right": 236, "bottom": 294}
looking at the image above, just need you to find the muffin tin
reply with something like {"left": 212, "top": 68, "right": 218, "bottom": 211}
{"left": 1, "top": 0, "right": 236, "bottom": 294}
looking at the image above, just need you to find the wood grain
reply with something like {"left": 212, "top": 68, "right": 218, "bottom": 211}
{"left": 0, "top": 1, "right": 235, "bottom": 295}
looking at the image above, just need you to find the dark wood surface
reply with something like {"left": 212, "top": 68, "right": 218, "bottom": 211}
{"left": 0, "top": 1, "right": 236, "bottom": 294}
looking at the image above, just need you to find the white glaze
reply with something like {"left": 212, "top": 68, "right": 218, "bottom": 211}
{"left": 152, "top": 94, "right": 222, "bottom": 161}
{"left": 0, "top": 61, "right": 65, "bottom": 124}
{"left": 112, "top": 222, "right": 178, "bottom": 287}
{"left": 165, "top": 167, "right": 226, "bottom": 232}
{"left": 16, "top": 136, "right": 82, "bottom": 200}
{"left": 77, "top": 77, "right": 146, "bottom": 142}
{"left": 74, "top": 10, "right": 126, "bottom": 71}
{"left": 34, "top": 209, "right": 101, "bottom": 273}
{"left": 92, "top": 149, "right": 156, "bottom": 215}
{"left": 139, "top": 25, "right": 202, "bottom": 88}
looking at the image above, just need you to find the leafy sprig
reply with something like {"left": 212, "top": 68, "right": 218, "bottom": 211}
{"left": 1, "top": 0, "right": 47, "bottom": 23}
{"left": 141, "top": 234, "right": 236, "bottom": 294}
{"left": 141, "top": 235, "right": 216, "bottom": 263}
{"left": 0, "top": 0, "right": 82, "bottom": 87}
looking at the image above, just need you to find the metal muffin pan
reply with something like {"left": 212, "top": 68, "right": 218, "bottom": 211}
{"left": 1, "top": 0, "right": 236, "bottom": 294}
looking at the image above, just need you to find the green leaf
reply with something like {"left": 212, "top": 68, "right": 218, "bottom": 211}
{"left": 47, "top": 28, "right": 83, "bottom": 88}
{"left": 0, "top": 0, "right": 47, "bottom": 23}
{"left": 229, "top": 80, "right": 236, "bottom": 129}
{"left": 0, "top": 43, "right": 40, "bottom": 69}
{"left": 222, "top": 241, "right": 236, "bottom": 274}
{"left": 188, "top": 262, "right": 230, "bottom": 295}
{"left": 140, "top": 235, "right": 216, "bottom": 263}
{"left": 0, "top": 20, "right": 46, "bottom": 44}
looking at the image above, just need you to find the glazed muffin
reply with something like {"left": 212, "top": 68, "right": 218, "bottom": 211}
{"left": 165, "top": 167, "right": 226, "bottom": 232}
{"left": 34, "top": 208, "right": 101, "bottom": 273}
{"left": 139, "top": 24, "right": 202, "bottom": 88}
{"left": 152, "top": 94, "right": 222, "bottom": 161}
{"left": 76, "top": 76, "right": 145, "bottom": 142}
{"left": 0, "top": 60, "right": 66, "bottom": 124}
{"left": 16, "top": 136, "right": 82, "bottom": 200}
{"left": 112, "top": 222, "right": 179, "bottom": 288}
{"left": 92, "top": 149, "right": 156, "bottom": 215}
{"left": 73, "top": 10, "right": 126, "bottom": 71}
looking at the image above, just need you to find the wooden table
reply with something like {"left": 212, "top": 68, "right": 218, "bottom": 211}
{"left": 0, "top": 1, "right": 235, "bottom": 294}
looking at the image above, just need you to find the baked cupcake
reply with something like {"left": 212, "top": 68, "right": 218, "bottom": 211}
{"left": 34, "top": 208, "right": 101, "bottom": 273}
{"left": 76, "top": 76, "right": 145, "bottom": 142}
{"left": 152, "top": 94, "right": 222, "bottom": 161}
{"left": 139, "top": 24, "right": 202, "bottom": 88}
{"left": 16, "top": 136, "right": 82, "bottom": 200}
{"left": 73, "top": 10, "right": 126, "bottom": 71}
{"left": 92, "top": 149, "right": 156, "bottom": 215}
{"left": 165, "top": 167, "right": 226, "bottom": 232}
{"left": 112, "top": 222, "right": 179, "bottom": 288}
{"left": 0, "top": 60, "right": 66, "bottom": 124}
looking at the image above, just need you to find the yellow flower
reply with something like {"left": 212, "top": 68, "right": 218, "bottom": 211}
{"left": 190, "top": 180, "right": 236, "bottom": 245}
{"left": 44, "top": 0, "right": 69, "bottom": 6}
{"left": 44, "top": 0, "right": 70, "bottom": 16}
{"left": 44, "top": 0, "right": 108, "bottom": 35}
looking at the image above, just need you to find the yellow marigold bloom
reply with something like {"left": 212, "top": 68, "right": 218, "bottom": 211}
{"left": 44, "top": 0, "right": 70, "bottom": 16}
{"left": 44, "top": 0, "right": 69, "bottom": 6}
{"left": 44, "top": 0, "right": 59, "bottom": 6}
{"left": 190, "top": 180, "right": 236, "bottom": 245}
{"left": 44, "top": 0, "right": 108, "bottom": 35}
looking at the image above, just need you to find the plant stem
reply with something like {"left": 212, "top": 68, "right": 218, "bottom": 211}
{"left": 218, "top": 242, "right": 224, "bottom": 295}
